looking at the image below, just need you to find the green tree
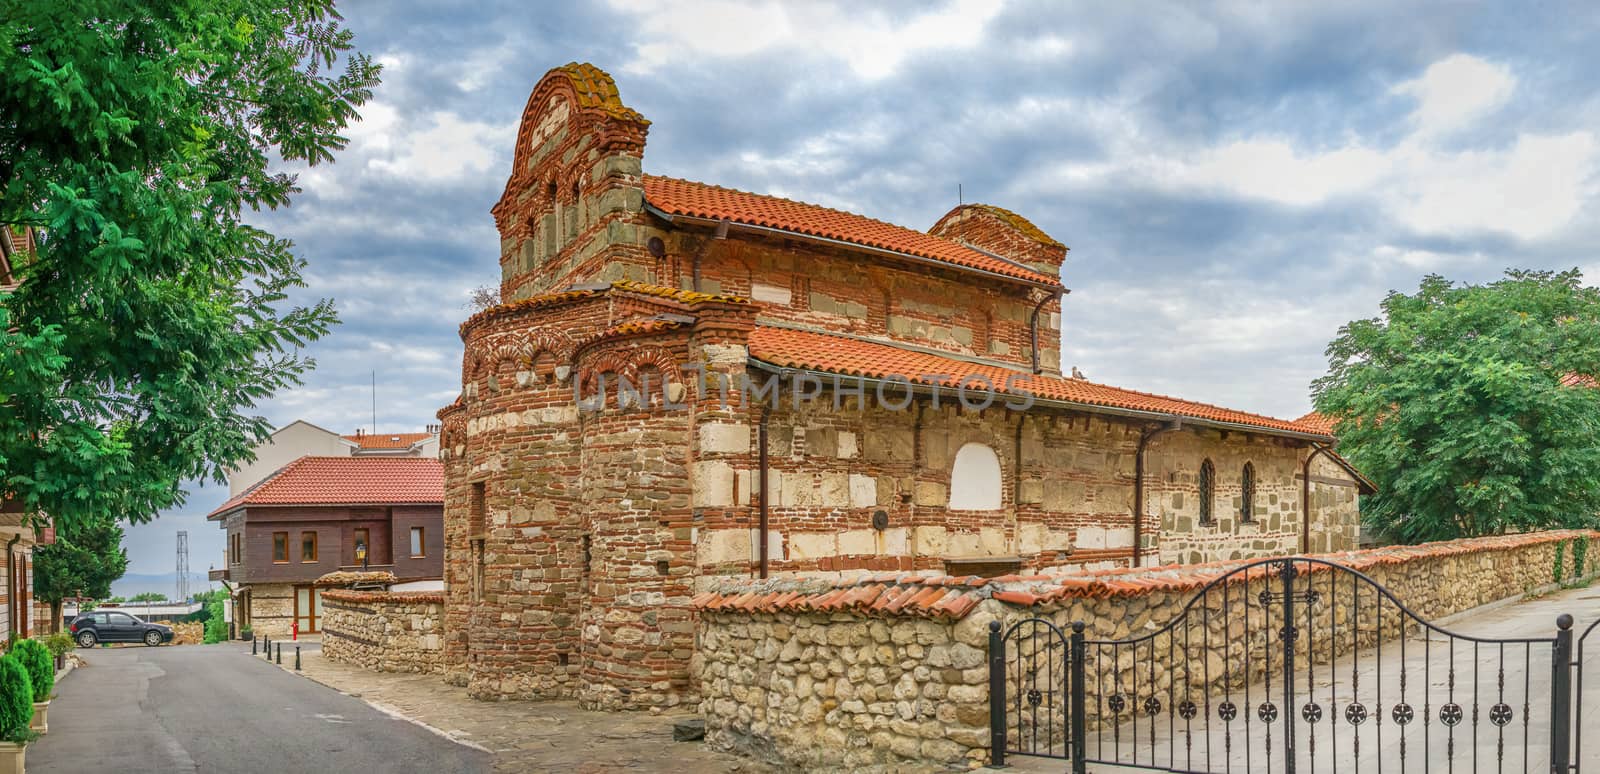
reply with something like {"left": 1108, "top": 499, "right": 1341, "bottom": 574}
{"left": 202, "top": 589, "right": 229, "bottom": 643}
{"left": 33, "top": 516, "right": 127, "bottom": 632}
{"left": 1313, "top": 269, "right": 1600, "bottom": 543}
{"left": 128, "top": 591, "right": 167, "bottom": 603}
{"left": 0, "top": 1, "right": 379, "bottom": 531}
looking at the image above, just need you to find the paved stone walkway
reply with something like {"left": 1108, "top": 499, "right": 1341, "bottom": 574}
{"left": 279, "top": 651, "right": 777, "bottom": 773}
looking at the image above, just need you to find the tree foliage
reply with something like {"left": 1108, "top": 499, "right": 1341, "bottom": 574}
{"left": 0, "top": 1, "right": 380, "bottom": 529}
{"left": 1313, "top": 269, "right": 1600, "bottom": 543}
{"left": 33, "top": 516, "right": 127, "bottom": 606}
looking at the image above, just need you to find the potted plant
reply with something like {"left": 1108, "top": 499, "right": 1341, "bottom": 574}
{"left": 39, "top": 635, "right": 71, "bottom": 673}
{"left": 9, "top": 642, "right": 50, "bottom": 735}
{"left": 0, "top": 654, "right": 36, "bottom": 773}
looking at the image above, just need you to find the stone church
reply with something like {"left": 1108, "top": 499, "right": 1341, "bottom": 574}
{"left": 436, "top": 63, "right": 1370, "bottom": 709}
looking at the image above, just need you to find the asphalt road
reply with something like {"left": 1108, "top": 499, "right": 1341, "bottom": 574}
{"left": 30, "top": 641, "right": 491, "bottom": 773}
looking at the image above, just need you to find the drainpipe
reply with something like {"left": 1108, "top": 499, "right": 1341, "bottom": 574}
{"left": 5, "top": 534, "right": 17, "bottom": 635}
{"left": 1028, "top": 289, "right": 1066, "bottom": 374}
{"left": 691, "top": 219, "right": 730, "bottom": 293}
{"left": 757, "top": 408, "right": 770, "bottom": 579}
{"left": 1301, "top": 443, "right": 1336, "bottom": 555}
{"left": 1132, "top": 420, "right": 1182, "bottom": 567}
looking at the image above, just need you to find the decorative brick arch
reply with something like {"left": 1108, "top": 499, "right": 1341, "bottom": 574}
{"left": 578, "top": 350, "right": 635, "bottom": 393}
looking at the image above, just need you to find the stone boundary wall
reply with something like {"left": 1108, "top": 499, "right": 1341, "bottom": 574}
{"left": 321, "top": 590, "right": 446, "bottom": 675}
{"left": 694, "top": 530, "right": 1600, "bottom": 772}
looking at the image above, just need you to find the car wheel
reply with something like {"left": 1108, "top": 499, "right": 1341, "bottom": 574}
{"left": 76, "top": 631, "right": 97, "bottom": 648}
{"left": 144, "top": 630, "right": 162, "bottom": 647}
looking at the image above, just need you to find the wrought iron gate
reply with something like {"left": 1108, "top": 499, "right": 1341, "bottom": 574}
{"left": 990, "top": 557, "right": 1574, "bottom": 773}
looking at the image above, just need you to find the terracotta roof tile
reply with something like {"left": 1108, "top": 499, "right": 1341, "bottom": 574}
{"left": 642, "top": 175, "right": 1061, "bottom": 287}
{"left": 1562, "top": 373, "right": 1598, "bottom": 388}
{"left": 1294, "top": 411, "right": 1336, "bottom": 435}
{"left": 748, "top": 327, "right": 1324, "bottom": 438}
{"left": 207, "top": 456, "right": 443, "bottom": 518}
{"left": 342, "top": 431, "right": 434, "bottom": 449}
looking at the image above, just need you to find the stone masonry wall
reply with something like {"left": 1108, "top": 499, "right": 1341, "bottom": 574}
{"left": 245, "top": 582, "right": 295, "bottom": 638}
{"left": 695, "top": 530, "right": 1600, "bottom": 772}
{"left": 321, "top": 590, "right": 445, "bottom": 674}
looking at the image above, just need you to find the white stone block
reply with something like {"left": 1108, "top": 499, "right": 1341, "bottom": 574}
{"left": 789, "top": 533, "right": 837, "bottom": 559}
{"left": 818, "top": 472, "right": 850, "bottom": 508}
{"left": 849, "top": 474, "right": 877, "bottom": 508}
{"left": 838, "top": 529, "right": 876, "bottom": 555}
{"left": 692, "top": 461, "right": 736, "bottom": 507}
{"left": 697, "top": 422, "right": 751, "bottom": 454}
{"left": 837, "top": 431, "right": 858, "bottom": 459}
{"left": 751, "top": 282, "right": 792, "bottom": 305}
{"left": 699, "top": 529, "right": 751, "bottom": 564}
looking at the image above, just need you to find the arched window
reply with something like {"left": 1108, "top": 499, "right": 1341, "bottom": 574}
{"left": 949, "top": 443, "right": 1003, "bottom": 510}
{"left": 1198, "top": 458, "right": 1215, "bottom": 526}
{"left": 1240, "top": 462, "right": 1256, "bottom": 523}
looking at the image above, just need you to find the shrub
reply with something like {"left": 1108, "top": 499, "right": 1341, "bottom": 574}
{"left": 0, "top": 656, "right": 33, "bottom": 742}
{"left": 8, "top": 641, "right": 50, "bottom": 703}
{"left": 38, "top": 633, "right": 73, "bottom": 660}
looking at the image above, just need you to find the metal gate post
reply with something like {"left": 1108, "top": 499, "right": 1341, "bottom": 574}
{"left": 1281, "top": 560, "right": 1298, "bottom": 774}
{"left": 1070, "top": 621, "right": 1087, "bottom": 774}
{"left": 1554, "top": 614, "right": 1574, "bottom": 774}
{"left": 988, "top": 620, "right": 1007, "bottom": 767}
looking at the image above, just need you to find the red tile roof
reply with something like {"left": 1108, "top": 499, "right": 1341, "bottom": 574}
{"left": 642, "top": 175, "right": 1061, "bottom": 287}
{"left": 1294, "top": 411, "right": 1336, "bottom": 435}
{"left": 207, "top": 456, "right": 443, "bottom": 518}
{"left": 746, "top": 327, "right": 1324, "bottom": 438}
{"left": 693, "top": 530, "right": 1598, "bottom": 620}
{"left": 1561, "top": 373, "right": 1598, "bottom": 388}
{"left": 342, "top": 431, "right": 435, "bottom": 449}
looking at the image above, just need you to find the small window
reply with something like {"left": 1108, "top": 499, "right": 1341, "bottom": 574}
{"left": 1199, "top": 458, "right": 1216, "bottom": 526}
{"left": 301, "top": 531, "right": 318, "bottom": 563}
{"left": 272, "top": 532, "right": 288, "bottom": 563}
{"left": 1240, "top": 462, "right": 1256, "bottom": 523}
{"left": 410, "top": 526, "right": 425, "bottom": 558}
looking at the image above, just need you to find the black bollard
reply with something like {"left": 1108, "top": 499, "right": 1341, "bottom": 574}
{"left": 275, "top": 642, "right": 282, "bottom": 664}
{"left": 295, "top": 646, "right": 301, "bottom": 671}
{"left": 252, "top": 636, "right": 257, "bottom": 655}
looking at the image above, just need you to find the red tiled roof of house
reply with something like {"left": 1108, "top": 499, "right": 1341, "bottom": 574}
{"left": 342, "top": 431, "right": 435, "bottom": 449}
{"left": 641, "top": 175, "right": 1062, "bottom": 287}
{"left": 207, "top": 456, "right": 443, "bottom": 518}
{"left": 1561, "top": 373, "right": 1598, "bottom": 388}
{"left": 1294, "top": 411, "right": 1336, "bottom": 435}
{"left": 746, "top": 327, "right": 1324, "bottom": 438}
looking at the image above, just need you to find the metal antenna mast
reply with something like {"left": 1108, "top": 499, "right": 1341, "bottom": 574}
{"left": 176, "top": 531, "right": 190, "bottom": 602}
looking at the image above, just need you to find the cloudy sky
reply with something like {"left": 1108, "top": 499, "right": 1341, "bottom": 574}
{"left": 126, "top": 0, "right": 1600, "bottom": 576}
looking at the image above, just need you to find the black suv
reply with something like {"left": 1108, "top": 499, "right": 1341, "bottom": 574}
{"left": 69, "top": 610, "right": 174, "bottom": 647}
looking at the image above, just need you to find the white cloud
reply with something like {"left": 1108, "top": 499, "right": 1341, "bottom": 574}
{"left": 611, "top": 0, "right": 1005, "bottom": 79}
{"left": 1393, "top": 53, "right": 1517, "bottom": 137}
{"left": 1392, "top": 131, "right": 1597, "bottom": 240}
{"left": 363, "top": 110, "right": 514, "bottom": 181}
{"left": 1019, "top": 54, "right": 1597, "bottom": 242}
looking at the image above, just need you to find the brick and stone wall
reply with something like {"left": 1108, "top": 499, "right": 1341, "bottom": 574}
{"left": 695, "top": 531, "right": 1600, "bottom": 772}
{"left": 245, "top": 582, "right": 295, "bottom": 637}
{"left": 321, "top": 590, "right": 445, "bottom": 674}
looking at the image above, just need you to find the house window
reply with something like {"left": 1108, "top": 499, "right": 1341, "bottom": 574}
{"left": 410, "top": 527, "right": 425, "bottom": 558}
{"left": 1199, "top": 459, "right": 1216, "bottom": 526}
{"left": 948, "top": 443, "right": 1003, "bottom": 511}
{"left": 229, "top": 534, "right": 238, "bottom": 565}
{"left": 1240, "top": 462, "right": 1256, "bottom": 523}
{"left": 272, "top": 532, "right": 288, "bottom": 563}
{"left": 301, "top": 531, "right": 318, "bottom": 563}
